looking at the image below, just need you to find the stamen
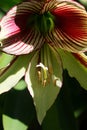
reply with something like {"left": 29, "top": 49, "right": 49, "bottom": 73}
{"left": 36, "top": 62, "right": 48, "bottom": 70}
{"left": 52, "top": 75, "right": 62, "bottom": 88}
{"left": 37, "top": 71, "right": 42, "bottom": 81}
{"left": 43, "top": 79, "right": 47, "bottom": 86}
{"left": 36, "top": 62, "right": 48, "bottom": 86}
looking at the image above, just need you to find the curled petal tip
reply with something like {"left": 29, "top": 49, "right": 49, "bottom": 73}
{"left": 72, "top": 52, "right": 87, "bottom": 67}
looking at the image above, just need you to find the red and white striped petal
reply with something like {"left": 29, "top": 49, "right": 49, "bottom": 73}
{"left": 41, "top": 0, "right": 84, "bottom": 13}
{"left": 0, "top": 6, "right": 20, "bottom": 39}
{"left": 2, "top": 41, "right": 34, "bottom": 55}
{"left": 1, "top": 30, "right": 45, "bottom": 55}
{"left": 0, "top": 1, "right": 44, "bottom": 55}
{"left": 0, "top": 1, "right": 43, "bottom": 39}
{"left": 49, "top": 1, "right": 87, "bottom": 52}
{"left": 72, "top": 52, "right": 87, "bottom": 67}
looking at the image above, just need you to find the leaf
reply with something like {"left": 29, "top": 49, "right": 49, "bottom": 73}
{"left": 3, "top": 115, "right": 28, "bottom": 130}
{"left": 0, "top": 0, "right": 23, "bottom": 11}
{"left": 0, "top": 52, "right": 14, "bottom": 69}
{"left": 0, "top": 53, "right": 33, "bottom": 94}
{"left": 0, "top": 8, "right": 6, "bottom": 18}
{"left": 14, "top": 79, "right": 27, "bottom": 90}
{"left": 2, "top": 79, "right": 36, "bottom": 130}
{"left": 58, "top": 49, "right": 87, "bottom": 90}
{"left": 25, "top": 44, "right": 63, "bottom": 124}
{"left": 79, "top": 0, "right": 87, "bottom": 7}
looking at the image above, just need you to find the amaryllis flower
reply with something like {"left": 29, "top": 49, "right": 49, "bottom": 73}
{"left": 0, "top": 0, "right": 87, "bottom": 123}
{"left": 0, "top": 0, "right": 87, "bottom": 54}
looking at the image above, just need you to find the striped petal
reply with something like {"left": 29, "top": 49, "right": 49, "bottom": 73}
{"left": 72, "top": 52, "right": 87, "bottom": 67}
{"left": 48, "top": 1, "right": 87, "bottom": 52}
{"left": 1, "top": 30, "right": 45, "bottom": 55}
{"left": 0, "top": 6, "right": 20, "bottom": 39}
{"left": 0, "top": 1, "right": 44, "bottom": 55}
{"left": 0, "top": 1, "right": 43, "bottom": 39}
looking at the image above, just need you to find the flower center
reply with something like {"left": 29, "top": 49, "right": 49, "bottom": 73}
{"left": 27, "top": 11, "right": 55, "bottom": 35}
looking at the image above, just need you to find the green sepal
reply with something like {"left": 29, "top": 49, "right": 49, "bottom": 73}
{"left": 25, "top": 44, "right": 63, "bottom": 124}
{"left": 0, "top": 53, "right": 34, "bottom": 94}
{"left": 58, "top": 49, "right": 87, "bottom": 90}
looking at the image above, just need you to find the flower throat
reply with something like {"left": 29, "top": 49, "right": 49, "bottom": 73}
{"left": 27, "top": 11, "right": 55, "bottom": 35}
